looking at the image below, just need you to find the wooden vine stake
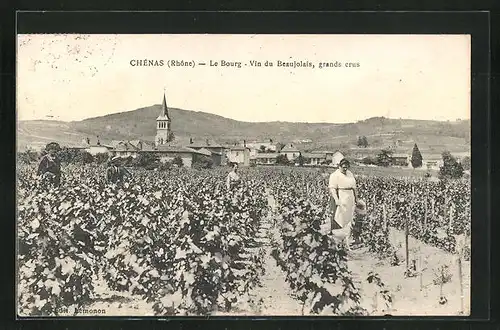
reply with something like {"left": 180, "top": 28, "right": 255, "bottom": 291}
{"left": 448, "top": 203, "right": 455, "bottom": 232}
{"left": 405, "top": 207, "right": 410, "bottom": 269}
{"left": 423, "top": 196, "right": 428, "bottom": 233}
{"left": 419, "top": 255, "right": 423, "bottom": 291}
{"left": 383, "top": 204, "right": 388, "bottom": 231}
{"left": 456, "top": 235, "right": 465, "bottom": 314}
{"left": 458, "top": 253, "right": 464, "bottom": 314}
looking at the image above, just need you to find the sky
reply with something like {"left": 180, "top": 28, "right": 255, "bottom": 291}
{"left": 17, "top": 34, "right": 471, "bottom": 123}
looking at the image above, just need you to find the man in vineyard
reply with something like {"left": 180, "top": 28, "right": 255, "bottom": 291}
{"left": 226, "top": 162, "right": 241, "bottom": 190}
{"left": 37, "top": 142, "right": 62, "bottom": 187}
{"left": 106, "top": 156, "right": 133, "bottom": 184}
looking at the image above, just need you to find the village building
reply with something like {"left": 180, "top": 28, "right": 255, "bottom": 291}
{"left": 226, "top": 146, "right": 251, "bottom": 166}
{"left": 301, "top": 152, "right": 326, "bottom": 166}
{"left": 151, "top": 145, "right": 204, "bottom": 168}
{"left": 73, "top": 137, "right": 114, "bottom": 155}
{"left": 187, "top": 139, "right": 225, "bottom": 166}
{"left": 391, "top": 153, "right": 411, "bottom": 167}
{"left": 280, "top": 144, "right": 301, "bottom": 161}
{"left": 245, "top": 139, "right": 278, "bottom": 152}
{"left": 254, "top": 153, "right": 279, "bottom": 165}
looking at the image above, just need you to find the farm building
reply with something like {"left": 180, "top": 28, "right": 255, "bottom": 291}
{"left": 77, "top": 137, "right": 114, "bottom": 155}
{"left": 421, "top": 154, "right": 444, "bottom": 170}
{"left": 254, "top": 153, "right": 279, "bottom": 165}
{"left": 187, "top": 139, "right": 225, "bottom": 166}
{"left": 111, "top": 141, "right": 141, "bottom": 158}
{"left": 150, "top": 145, "right": 204, "bottom": 168}
{"left": 301, "top": 152, "right": 326, "bottom": 166}
{"left": 391, "top": 153, "right": 410, "bottom": 167}
{"left": 226, "top": 146, "right": 251, "bottom": 166}
{"left": 245, "top": 140, "right": 278, "bottom": 152}
{"left": 280, "top": 144, "right": 301, "bottom": 161}
{"left": 197, "top": 147, "right": 223, "bottom": 166}
{"left": 85, "top": 145, "right": 114, "bottom": 155}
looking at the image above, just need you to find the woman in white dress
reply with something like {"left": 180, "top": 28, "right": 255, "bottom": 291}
{"left": 328, "top": 158, "right": 358, "bottom": 249}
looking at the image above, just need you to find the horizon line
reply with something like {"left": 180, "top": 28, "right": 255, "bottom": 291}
{"left": 18, "top": 104, "right": 470, "bottom": 125}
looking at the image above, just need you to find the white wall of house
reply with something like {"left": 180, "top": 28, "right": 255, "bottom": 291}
{"left": 86, "top": 146, "right": 111, "bottom": 155}
{"left": 227, "top": 150, "right": 250, "bottom": 166}
{"left": 113, "top": 151, "right": 138, "bottom": 158}
{"left": 283, "top": 151, "right": 300, "bottom": 160}
{"left": 310, "top": 157, "right": 325, "bottom": 165}
{"left": 256, "top": 157, "right": 277, "bottom": 165}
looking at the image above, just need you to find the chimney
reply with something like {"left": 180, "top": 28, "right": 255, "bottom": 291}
{"left": 243, "top": 140, "right": 246, "bottom": 147}
{"left": 270, "top": 138, "right": 273, "bottom": 143}
{"left": 190, "top": 137, "right": 193, "bottom": 144}
{"left": 97, "top": 136, "right": 101, "bottom": 146}
{"left": 206, "top": 139, "right": 210, "bottom": 146}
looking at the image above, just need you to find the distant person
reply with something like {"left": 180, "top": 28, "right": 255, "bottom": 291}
{"left": 328, "top": 158, "right": 359, "bottom": 250}
{"left": 106, "top": 156, "right": 133, "bottom": 184}
{"left": 226, "top": 162, "right": 241, "bottom": 190}
{"left": 37, "top": 142, "right": 62, "bottom": 187}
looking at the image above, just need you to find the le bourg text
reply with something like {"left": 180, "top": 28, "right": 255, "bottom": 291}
{"left": 129, "top": 59, "right": 361, "bottom": 69}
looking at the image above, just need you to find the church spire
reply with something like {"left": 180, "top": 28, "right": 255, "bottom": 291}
{"left": 161, "top": 90, "right": 170, "bottom": 120}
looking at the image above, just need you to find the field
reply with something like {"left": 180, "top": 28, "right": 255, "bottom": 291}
{"left": 17, "top": 164, "right": 471, "bottom": 316}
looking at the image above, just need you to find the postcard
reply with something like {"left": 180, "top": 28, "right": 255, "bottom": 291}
{"left": 16, "top": 33, "right": 471, "bottom": 317}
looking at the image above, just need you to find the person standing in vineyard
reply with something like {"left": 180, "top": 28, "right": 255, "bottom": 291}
{"left": 37, "top": 142, "right": 62, "bottom": 187}
{"left": 226, "top": 162, "right": 241, "bottom": 190}
{"left": 106, "top": 156, "right": 133, "bottom": 184}
{"left": 328, "top": 158, "right": 358, "bottom": 249}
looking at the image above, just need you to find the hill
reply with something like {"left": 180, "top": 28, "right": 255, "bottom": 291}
{"left": 17, "top": 105, "right": 470, "bottom": 153}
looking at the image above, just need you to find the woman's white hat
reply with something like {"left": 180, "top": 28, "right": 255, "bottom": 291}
{"left": 355, "top": 199, "right": 367, "bottom": 215}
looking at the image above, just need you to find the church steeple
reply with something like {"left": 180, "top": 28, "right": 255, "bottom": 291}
{"left": 156, "top": 90, "right": 172, "bottom": 147}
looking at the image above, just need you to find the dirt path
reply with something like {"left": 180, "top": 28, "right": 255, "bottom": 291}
{"left": 244, "top": 189, "right": 303, "bottom": 315}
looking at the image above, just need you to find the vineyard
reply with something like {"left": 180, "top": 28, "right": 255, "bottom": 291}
{"left": 17, "top": 164, "right": 471, "bottom": 316}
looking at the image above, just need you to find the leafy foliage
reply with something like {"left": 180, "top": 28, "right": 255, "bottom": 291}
{"left": 375, "top": 149, "right": 393, "bottom": 167}
{"left": 357, "top": 136, "right": 368, "bottom": 148}
{"left": 439, "top": 151, "right": 464, "bottom": 179}
{"left": 18, "top": 164, "right": 268, "bottom": 316}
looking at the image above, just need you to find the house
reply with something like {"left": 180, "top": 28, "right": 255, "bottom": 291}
{"left": 301, "top": 152, "right": 327, "bottom": 166}
{"left": 391, "top": 153, "right": 410, "bottom": 167}
{"left": 150, "top": 145, "right": 204, "bottom": 168}
{"left": 197, "top": 147, "right": 222, "bottom": 166}
{"left": 85, "top": 145, "right": 114, "bottom": 155}
{"left": 111, "top": 141, "right": 140, "bottom": 158}
{"left": 245, "top": 139, "right": 278, "bottom": 152}
{"left": 305, "top": 150, "right": 345, "bottom": 166}
{"left": 129, "top": 140, "right": 156, "bottom": 152}
{"left": 255, "top": 153, "right": 279, "bottom": 165}
{"left": 280, "top": 144, "right": 301, "bottom": 161}
{"left": 349, "top": 148, "right": 378, "bottom": 161}
{"left": 186, "top": 139, "right": 225, "bottom": 166}
{"left": 79, "top": 137, "right": 113, "bottom": 155}
{"left": 227, "top": 146, "right": 251, "bottom": 166}
{"left": 422, "top": 154, "right": 444, "bottom": 170}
